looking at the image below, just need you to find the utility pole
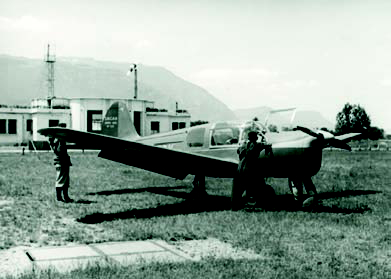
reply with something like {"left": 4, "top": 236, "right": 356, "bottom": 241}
{"left": 45, "top": 44, "right": 56, "bottom": 108}
{"left": 127, "top": 64, "right": 138, "bottom": 99}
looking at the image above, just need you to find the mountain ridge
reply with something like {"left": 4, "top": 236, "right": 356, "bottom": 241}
{"left": 0, "top": 54, "right": 334, "bottom": 129}
{"left": 0, "top": 54, "right": 236, "bottom": 121}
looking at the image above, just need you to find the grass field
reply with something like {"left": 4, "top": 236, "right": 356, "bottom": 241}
{"left": 0, "top": 150, "right": 390, "bottom": 278}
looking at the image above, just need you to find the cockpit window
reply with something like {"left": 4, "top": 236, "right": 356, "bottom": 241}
{"left": 209, "top": 121, "right": 267, "bottom": 146}
{"left": 187, "top": 127, "right": 205, "bottom": 147}
{"left": 211, "top": 127, "right": 240, "bottom": 146}
{"left": 240, "top": 121, "right": 267, "bottom": 142}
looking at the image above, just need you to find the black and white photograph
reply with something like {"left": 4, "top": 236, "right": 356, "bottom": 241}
{"left": 0, "top": 0, "right": 390, "bottom": 278}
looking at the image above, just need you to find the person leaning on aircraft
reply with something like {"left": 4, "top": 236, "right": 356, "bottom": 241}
{"left": 48, "top": 123, "right": 73, "bottom": 203}
{"left": 231, "top": 130, "right": 273, "bottom": 210}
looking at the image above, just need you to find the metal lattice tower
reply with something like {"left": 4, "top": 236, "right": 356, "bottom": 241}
{"left": 45, "top": 44, "right": 56, "bottom": 108}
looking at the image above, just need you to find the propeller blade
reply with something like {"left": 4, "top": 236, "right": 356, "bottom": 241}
{"left": 293, "top": 126, "right": 323, "bottom": 139}
{"left": 294, "top": 126, "right": 352, "bottom": 151}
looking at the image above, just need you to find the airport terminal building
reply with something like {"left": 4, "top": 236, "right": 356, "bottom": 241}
{"left": 0, "top": 97, "right": 191, "bottom": 147}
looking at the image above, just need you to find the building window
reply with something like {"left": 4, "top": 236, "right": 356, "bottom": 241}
{"left": 0, "top": 119, "right": 18, "bottom": 134}
{"left": 8, "top": 119, "right": 17, "bottom": 134}
{"left": 151, "top": 121, "right": 160, "bottom": 134}
{"left": 26, "top": 119, "right": 33, "bottom": 132}
{"left": 172, "top": 122, "right": 178, "bottom": 130}
{"left": 49, "top": 120, "right": 60, "bottom": 127}
{"left": 92, "top": 114, "right": 102, "bottom": 131}
{"left": 87, "top": 110, "right": 103, "bottom": 133}
{"left": 0, "top": 119, "right": 6, "bottom": 134}
{"left": 179, "top": 122, "right": 186, "bottom": 129}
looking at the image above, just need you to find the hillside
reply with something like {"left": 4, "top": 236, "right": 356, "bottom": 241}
{"left": 0, "top": 54, "right": 335, "bottom": 128}
{"left": 0, "top": 55, "right": 236, "bottom": 121}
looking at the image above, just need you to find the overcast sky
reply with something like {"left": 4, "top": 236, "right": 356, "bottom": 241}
{"left": 1, "top": 0, "right": 390, "bottom": 131}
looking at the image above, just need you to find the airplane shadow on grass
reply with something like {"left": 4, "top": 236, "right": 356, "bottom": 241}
{"left": 77, "top": 187, "right": 381, "bottom": 224}
{"left": 87, "top": 186, "right": 189, "bottom": 197}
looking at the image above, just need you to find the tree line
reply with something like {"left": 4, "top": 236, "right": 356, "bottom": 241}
{"left": 335, "top": 103, "right": 385, "bottom": 140}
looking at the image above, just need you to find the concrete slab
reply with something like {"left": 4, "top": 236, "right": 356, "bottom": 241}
{"left": 91, "top": 241, "right": 165, "bottom": 256}
{"left": 151, "top": 240, "right": 195, "bottom": 261}
{"left": 111, "top": 251, "right": 189, "bottom": 266}
{"left": 2, "top": 238, "right": 265, "bottom": 276}
{"left": 24, "top": 240, "right": 195, "bottom": 273}
{"left": 33, "top": 257, "right": 108, "bottom": 273}
{"left": 26, "top": 245, "right": 100, "bottom": 261}
{"left": 91, "top": 240, "right": 195, "bottom": 265}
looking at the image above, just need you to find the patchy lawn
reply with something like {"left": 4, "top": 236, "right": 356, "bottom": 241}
{"left": 0, "top": 150, "right": 390, "bottom": 278}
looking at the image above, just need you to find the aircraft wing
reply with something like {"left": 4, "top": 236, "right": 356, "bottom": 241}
{"left": 38, "top": 128, "right": 238, "bottom": 180}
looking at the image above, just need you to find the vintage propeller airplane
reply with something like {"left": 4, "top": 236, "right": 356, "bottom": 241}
{"left": 38, "top": 102, "right": 360, "bottom": 206}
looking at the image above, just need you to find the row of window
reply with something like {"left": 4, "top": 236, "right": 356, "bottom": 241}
{"left": 187, "top": 127, "right": 239, "bottom": 148}
{"left": 85, "top": 110, "right": 188, "bottom": 135}
{"left": 187, "top": 127, "right": 240, "bottom": 148}
{"left": 150, "top": 121, "right": 187, "bottom": 134}
{"left": 0, "top": 118, "right": 187, "bottom": 136}
{"left": 0, "top": 119, "right": 58, "bottom": 135}
{"left": 186, "top": 125, "right": 257, "bottom": 148}
{"left": 172, "top": 122, "right": 186, "bottom": 130}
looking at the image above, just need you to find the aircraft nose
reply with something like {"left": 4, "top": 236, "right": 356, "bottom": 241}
{"left": 310, "top": 137, "right": 325, "bottom": 148}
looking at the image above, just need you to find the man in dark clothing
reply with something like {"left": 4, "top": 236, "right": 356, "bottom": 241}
{"left": 232, "top": 131, "right": 272, "bottom": 210}
{"left": 48, "top": 123, "right": 73, "bottom": 202}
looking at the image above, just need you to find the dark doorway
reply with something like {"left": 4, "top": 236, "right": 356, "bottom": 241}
{"left": 26, "top": 119, "right": 33, "bottom": 133}
{"left": 134, "top": 111, "right": 141, "bottom": 135}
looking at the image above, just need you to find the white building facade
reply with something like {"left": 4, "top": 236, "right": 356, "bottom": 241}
{"left": 0, "top": 97, "right": 191, "bottom": 146}
{"left": 0, "top": 107, "right": 32, "bottom": 145}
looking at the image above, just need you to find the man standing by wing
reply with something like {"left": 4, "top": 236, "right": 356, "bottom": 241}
{"left": 232, "top": 130, "right": 273, "bottom": 210}
{"left": 48, "top": 123, "right": 73, "bottom": 203}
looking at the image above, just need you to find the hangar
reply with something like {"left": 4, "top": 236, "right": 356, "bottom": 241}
{"left": 0, "top": 97, "right": 190, "bottom": 147}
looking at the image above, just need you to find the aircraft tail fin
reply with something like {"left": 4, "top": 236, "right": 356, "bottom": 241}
{"left": 101, "top": 102, "right": 140, "bottom": 140}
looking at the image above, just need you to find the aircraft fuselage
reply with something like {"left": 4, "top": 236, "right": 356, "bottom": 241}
{"left": 136, "top": 121, "right": 323, "bottom": 179}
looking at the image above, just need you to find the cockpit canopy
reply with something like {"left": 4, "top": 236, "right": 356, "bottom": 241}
{"left": 210, "top": 121, "right": 267, "bottom": 147}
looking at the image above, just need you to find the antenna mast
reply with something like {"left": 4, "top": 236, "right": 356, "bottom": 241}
{"left": 45, "top": 44, "right": 56, "bottom": 108}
